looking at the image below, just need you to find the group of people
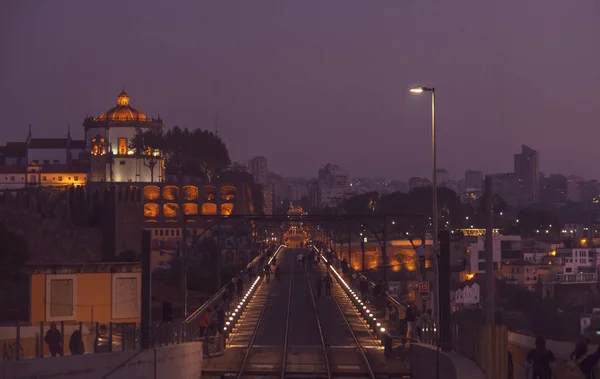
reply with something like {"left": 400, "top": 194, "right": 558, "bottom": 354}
{"left": 525, "top": 335, "right": 600, "bottom": 379}
{"left": 314, "top": 272, "right": 333, "bottom": 297}
{"left": 402, "top": 305, "right": 433, "bottom": 342}
{"left": 297, "top": 251, "right": 320, "bottom": 269}
{"left": 44, "top": 322, "right": 85, "bottom": 356}
{"left": 196, "top": 250, "right": 280, "bottom": 338}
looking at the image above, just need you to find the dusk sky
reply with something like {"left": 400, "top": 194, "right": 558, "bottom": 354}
{"left": 1, "top": 1, "right": 599, "bottom": 180}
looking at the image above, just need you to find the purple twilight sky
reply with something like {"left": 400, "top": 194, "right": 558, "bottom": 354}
{"left": 1, "top": 1, "right": 599, "bottom": 180}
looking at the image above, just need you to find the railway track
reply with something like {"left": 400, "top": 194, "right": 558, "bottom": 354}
{"left": 236, "top": 260, "right": 295, "bottom": 379}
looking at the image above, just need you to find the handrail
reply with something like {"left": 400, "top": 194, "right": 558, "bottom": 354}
{"left": 236, "top": 264, "right": 282, "bottom": 379}
{"left": 312, "top": 245, "right": 405, "bottom": 311}
{"left": 314, "top": 246, "right": 376, "bottom": 379}
{"left": 185, "top": 244, "right": 286, "bottom": 323}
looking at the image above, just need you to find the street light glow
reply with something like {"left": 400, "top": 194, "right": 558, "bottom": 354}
{"left": 410, "top": 87, "right": 424, "bottom": 93}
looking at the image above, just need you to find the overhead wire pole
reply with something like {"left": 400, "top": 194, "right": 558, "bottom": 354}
{"left": 485, "top": 176, "right": 495, "bottom": 324}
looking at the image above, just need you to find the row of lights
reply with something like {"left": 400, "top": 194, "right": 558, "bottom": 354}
{"left": 313, "top": 247, "right": 387, "bottom": 340}
{"left": 222, "top": 245, "right": 285, "bottom": 336}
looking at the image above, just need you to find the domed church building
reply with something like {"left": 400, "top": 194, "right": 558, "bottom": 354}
{"left": 83, "top": 90, "right": 165, "bottom": 183}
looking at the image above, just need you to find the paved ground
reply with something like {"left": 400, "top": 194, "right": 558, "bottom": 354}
{"left": 202, "top": 247, "right": 412, "bottom": 378}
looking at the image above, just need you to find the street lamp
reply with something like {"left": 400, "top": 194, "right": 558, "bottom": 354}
{"left": 410, "top": 85, "right": 438, "bottom": 319}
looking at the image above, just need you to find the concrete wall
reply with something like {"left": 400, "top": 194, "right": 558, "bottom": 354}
{"left": 0, "top": 342, "right": 202, "bottom": 379}
{"left": 411, "top": 343, "right": 485, "bottom": 379}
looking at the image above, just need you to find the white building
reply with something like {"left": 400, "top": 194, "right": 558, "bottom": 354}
{"left": 318, "top": 163, "right": 350, "bottom": 208}
{"left": 248, "top": 156, "right": 268, "bottom": 185}
{"left": 452, "top": 282, "right": 481, "bottom": 312}
{"left": 84, "top": 91, "right": 165, "bottom": 183}
{"left": 466, "top": 235, "right": 522, "bottom": 274}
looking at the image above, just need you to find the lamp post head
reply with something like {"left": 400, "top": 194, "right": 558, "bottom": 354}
{"left": 410, "top": 86, "right": 434, "bottom": 93}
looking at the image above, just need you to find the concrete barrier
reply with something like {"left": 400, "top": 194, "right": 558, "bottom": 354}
{"left": 0, "top": 342, "right": 202, "bottom": 379}
{"left": 411, "top": 343, "right": 485, "bottom": 379}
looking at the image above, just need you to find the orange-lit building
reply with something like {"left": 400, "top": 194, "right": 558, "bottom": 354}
{"left": 85, "top": 91, "right": 165, "bottom": 183}
{"left": 28, "top": 262, "right": 141, "bottom": 324}
{"left": 0, "top": 163, "right": 88, "bottom": 189}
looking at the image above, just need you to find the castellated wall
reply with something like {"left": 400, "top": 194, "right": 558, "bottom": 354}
{"left": 0, "top": 185, "right": 145, "bottom": 263}
{"left": 0, "top": 188, "right": 104, "bottom": 263}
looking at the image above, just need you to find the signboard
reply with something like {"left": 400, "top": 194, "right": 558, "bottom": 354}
{"left": 387, "top": 282, "right": 402, "bottom": 301}
{"left": 419, "top": 281, "right": 430, "bottom": 299}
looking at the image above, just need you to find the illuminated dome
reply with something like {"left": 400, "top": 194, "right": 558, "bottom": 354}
{"left": 98, "top": 91, "right": 148, "bottom": 121}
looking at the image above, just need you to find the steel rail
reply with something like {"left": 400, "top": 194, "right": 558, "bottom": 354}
{"left": 319, "top": 250, "right": 376, "bottom": 379}
{"left": 280, "top": 259, "right": 294, "bottom": 379}
{"left": 306, "top": 269, "right": 332, "bottom": 379}
{"left": 236, "top": 247, "right": 286, "bottom": 379}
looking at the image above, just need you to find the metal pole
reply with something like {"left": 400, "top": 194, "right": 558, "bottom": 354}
{"left": 141, "top": 230, "right": 152, "bottom": 350}
{"left": 485, "top": 176, "right": 495, "bottom": 324}
{"left": 431, "top": 89, "right": 440, "bottom": 327}
{"left": 382, "top": 221, "right": 388, "bottom": 284}
{"left": 182, "top": 216, "right": 188, "bottom": 319}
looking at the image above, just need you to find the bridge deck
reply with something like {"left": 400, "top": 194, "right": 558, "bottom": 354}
{"left": 202, "top": 248, "right": 411, "bottom": 378}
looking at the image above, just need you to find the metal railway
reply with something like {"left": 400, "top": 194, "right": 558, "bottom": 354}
{"left": 235, "top": 256, "right": 295, "bottom": 379}
{"left": 316, "top": 254, "right": 378, "bottom": 379}
{"left": 234, "top": 248, "right": 379, "bottom": 379}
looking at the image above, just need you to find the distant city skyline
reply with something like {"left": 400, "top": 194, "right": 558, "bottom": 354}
{"left": 2, "top": 1, "right": 599, "bottom": 179}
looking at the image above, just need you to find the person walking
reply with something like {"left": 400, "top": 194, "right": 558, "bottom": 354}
{"left": 324, "top": 274, "right": 333, "bottom": 297}
{"left": 525, "top": 336, "right": 555, "bottom": 379}
{"left": 236, "top": 277, "right": 243, "bottom": 301}
{"left": 359, "top": 278, "right": 369, "bottom": 302}
{"left": 315, "top": 274, "right": 323, "bottom": 297}
{"left": 415, "top": 309, "right": 433, "bottom": 342}
{"left": 215, "top": 305, "right": 226, "bottom": 333}
{"left": 404, "top": 305, "right": 416, "bottom": 340}
{"left": 566, "top": 337, "right": 600, "bottom": 379}
{"left": 197, "top": 309, "right": 211, "bottom": 337}
{"left": 69, "top": 330, "right": 85, "bottom": 355}
{"left": 264, "top": 263, "right": 271, "bottom": 283}
{"left": 45, "top": 322, "right": 62, "bottom": 357}
{"left": 297, "top": 252, "right": 304, "bottom": 268}
{"left": 275, "top": 265, "right": 281, "bottom": 282}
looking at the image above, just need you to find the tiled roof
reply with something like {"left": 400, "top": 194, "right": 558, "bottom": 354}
{"left": 28, "top": 138, "right": 68, "bottom": 149}
{"left": 0, "top": 164, "right": 26, "bottom": 173}
{"left": 70, "top": 140, "right": 86, "bottom": 149}
{"left": 2, "top": 142, "right": 26, "bottom": 157}
{"left": 0, "top": 164, "right": 88, "bottom": 174}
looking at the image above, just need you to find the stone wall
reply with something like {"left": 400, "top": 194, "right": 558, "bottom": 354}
{"left": 0, "top": 342, "right": 203, "bottom": 379}
{"left": 0, "top": 189, "right": 104, "bottom": 263}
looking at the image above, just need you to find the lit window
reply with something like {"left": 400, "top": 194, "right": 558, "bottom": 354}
{"left": 118, "top": 138, "right": 127, "bottom": 155}
{"left": 42, "top": 176, "right": 47, "bottom": 181}
{"left": 58, "top": 176, "right": 63, "bottom": 181}
{"left": 74, "top": 176, "right": 79, "bottom": 181}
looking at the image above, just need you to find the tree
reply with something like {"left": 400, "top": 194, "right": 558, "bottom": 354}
{"left": 517, "top": 208, "right": 562, "bottom": 236}
{"left": 162, "top": 127, "right": 231, "bottom": 183}
{"left": 0, "top": 223, "right": 30, "bottom": 281}
{"left": 129, "top": 128, "right": 164, "bottom": 182}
